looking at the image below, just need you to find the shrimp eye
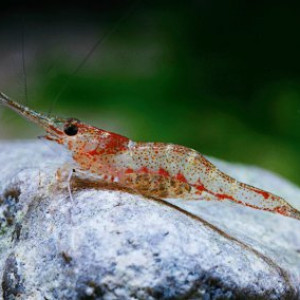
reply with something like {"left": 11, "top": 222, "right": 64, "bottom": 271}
{"left": 64, "top": 124, "right": 78, "bottom": 136}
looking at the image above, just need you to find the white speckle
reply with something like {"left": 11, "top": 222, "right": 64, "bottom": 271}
{"left": 128, "top": 140, "right": 136, "bottom": 148}
{"left": 102, "top": 132, "right": 110, "bottom": 138}
{"left": 85, "top": 287, "right": 94, "bottom": 296}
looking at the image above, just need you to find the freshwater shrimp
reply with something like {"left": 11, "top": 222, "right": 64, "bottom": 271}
{"left": 1, "top": 91, "right": 300, "bottom": 221}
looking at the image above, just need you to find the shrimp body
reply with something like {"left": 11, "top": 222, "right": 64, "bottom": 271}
{"left": 71, "top": 137, "right": 300, "bottom": 220}
{"left": 1, "top": 91, "right": 300, "bottom": 221}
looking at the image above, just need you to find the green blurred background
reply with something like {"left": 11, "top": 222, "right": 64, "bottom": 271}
{"left": 1, "top": 1, "right": 300, "bottom": 184}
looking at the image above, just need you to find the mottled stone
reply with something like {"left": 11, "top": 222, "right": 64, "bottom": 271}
{"left": 0, "top": 140, "right": 300, "bottom": 300}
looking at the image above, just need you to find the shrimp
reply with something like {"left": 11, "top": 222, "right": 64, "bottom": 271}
{"left": 1, "top": 91, "right": 300, "bottom": 221}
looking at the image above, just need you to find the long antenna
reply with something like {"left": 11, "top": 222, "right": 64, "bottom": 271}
{"left": 49, "top": 1, "right": 140, "bottom": 114}
{"left": 21, "top": 17, "right": 28, "bottom": 104}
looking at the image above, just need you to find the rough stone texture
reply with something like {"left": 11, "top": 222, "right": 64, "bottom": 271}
{"left": 0, "top": 140, "right": 300, "bottom": 300}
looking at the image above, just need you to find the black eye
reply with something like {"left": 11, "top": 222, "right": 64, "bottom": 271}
{"left": 64, "top": 124, "right": 78, "bottom": 136}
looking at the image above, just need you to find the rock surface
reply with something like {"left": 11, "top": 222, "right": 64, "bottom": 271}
{"left": 0, "top": 140, "right": 300, "bottom": 300}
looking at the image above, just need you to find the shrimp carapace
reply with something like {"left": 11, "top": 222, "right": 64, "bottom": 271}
{"left": 1, "top": 91, "right": 300, "bottom": 221}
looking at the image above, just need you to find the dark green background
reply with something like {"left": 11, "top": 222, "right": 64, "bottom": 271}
{"left": 1, "top": 1, "right": 300, "bottom": 184}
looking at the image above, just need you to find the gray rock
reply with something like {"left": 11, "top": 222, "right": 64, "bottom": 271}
{"left": 0, "top": 140, "right": 300, "bottom": 300}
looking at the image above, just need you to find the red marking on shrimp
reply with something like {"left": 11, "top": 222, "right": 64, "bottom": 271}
{"left": 176, "top": 173, "right": 187, "bottom": 183}
{"left": 158, "top": 168, "right": 170, "bottom": 177}
{"left": 274, "top": 206, "right": 288, "bottom": 216}
{"left": 125, "top": 168, "right": 134, "bottom": 174}
{"left": 195, "top": 184, "right": 206, "bottom": 192}
{"left": 195, "top": 182, "right": 236, "bottom": 203}
{"left": 87, "top": 149, "right": 98, "bottom": 156}
{"left": 139, "top": 166, "right": 149, "bottom": 173}
{"left": 215, "top": 193, "right": 236, "bottom": 202}
{"left": 248, "top": 186, "right": 270, "bottom": 199}
{"left": 105, "top": 133, "right": 129, "bottom": 150}
{"left": 49, "top": 125, "right": 63, "bottom": 135}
